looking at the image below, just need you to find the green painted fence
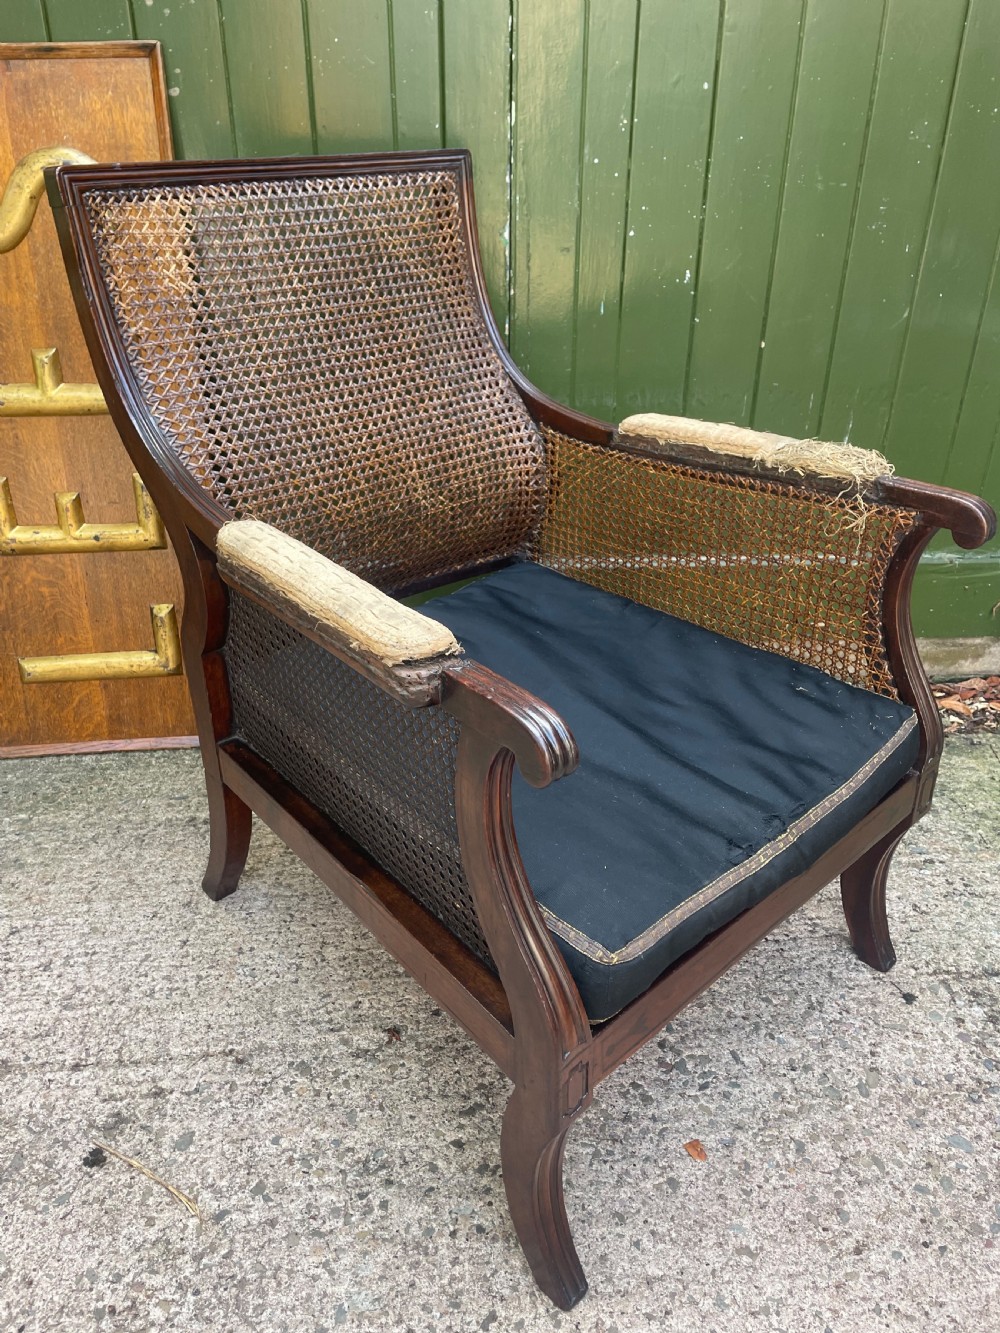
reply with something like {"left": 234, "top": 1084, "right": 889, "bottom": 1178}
{"left": 6, "top": 0, "right": 999, "bottom": 640}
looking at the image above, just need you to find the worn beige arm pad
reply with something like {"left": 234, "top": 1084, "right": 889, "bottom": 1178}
{"left": 217, "top": 520, "right": 461, "bottom": 692}
{"left": 618, "top": 412, "right": 892, "bottom": 487}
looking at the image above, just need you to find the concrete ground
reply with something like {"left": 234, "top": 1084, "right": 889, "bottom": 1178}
{"left": 1, "top": 737, "right": 997, "bottom": 1333}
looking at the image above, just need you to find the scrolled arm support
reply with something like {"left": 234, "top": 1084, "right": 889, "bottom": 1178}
{"left": 876, "top": 476, "right": 996, "bottom": 550}
{"left": 443, "top": 660, "right": 579, "bottom": 788}
{"left": 444, "top": 662, "right": 589, "bottom": 1069}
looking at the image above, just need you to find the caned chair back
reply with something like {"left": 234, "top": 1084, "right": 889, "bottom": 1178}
{"left": 74, "top": 155, "right": 545, "bottom": 589}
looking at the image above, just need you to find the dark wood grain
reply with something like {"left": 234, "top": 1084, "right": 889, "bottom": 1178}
{"left": 840, "top": 822, "right": 910, "bottom": 973}
{"left": 446, "top": 662, "right": 590, "bottom": 1308}
{"left": 882, "top": 523, "right": 946, "bottom": 802}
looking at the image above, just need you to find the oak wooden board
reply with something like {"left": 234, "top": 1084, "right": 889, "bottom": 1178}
{"left": 0, "top": 41, "right": 195, "bottom": 751}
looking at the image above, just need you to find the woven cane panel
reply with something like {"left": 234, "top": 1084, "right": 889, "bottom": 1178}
{"left": 225, "top": 591, "right": 494, "bottom": 967}
{"left": 81, "top": 170, "right": 545, "bottom": 589}
{"left": 533, "top": 431, "right": 916, "bottom": 696}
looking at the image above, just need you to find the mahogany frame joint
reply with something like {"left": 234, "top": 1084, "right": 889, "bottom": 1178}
{"left": 561, "top": 1061, "right": 590, "bottom": 1119}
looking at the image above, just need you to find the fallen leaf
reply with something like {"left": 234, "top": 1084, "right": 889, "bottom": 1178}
{"left": 684, "top": 1139, "right": 708, "bottom": 1162}
{"left": 938, "top": 698, "right": 973, "bottom": 717}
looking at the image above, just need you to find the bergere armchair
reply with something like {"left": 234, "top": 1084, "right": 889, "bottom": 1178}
{"left": 50, "top": 152, "right": 994, "bottom": 1308}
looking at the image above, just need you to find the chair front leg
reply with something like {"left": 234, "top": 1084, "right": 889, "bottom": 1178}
{"left": 446, "top": 663, "right": 593, "bottom": 1308}
{"left": 501, "top": 1080, "right": 588, "bottom": 1309}
{"left": 175, "top": 527, "right": 252, "bottom": 901}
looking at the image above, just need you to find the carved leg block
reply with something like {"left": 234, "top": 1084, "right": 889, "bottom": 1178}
{"left": 840, "top": 825, "right": 908, "bottom": 972}
{"left": 500, "top": 1086, "right": 587, "bottom": 1310}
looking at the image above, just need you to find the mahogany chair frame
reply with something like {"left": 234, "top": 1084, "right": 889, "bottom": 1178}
{"left": 49, "top": 152, "right": 996, "bottom": 1309}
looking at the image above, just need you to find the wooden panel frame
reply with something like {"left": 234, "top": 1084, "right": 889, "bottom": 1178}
{"left": 0, "top": 38, "right": 197, "bottom": 751}
{"left": 0, "top": 41, "right": 173, "bottom": 157}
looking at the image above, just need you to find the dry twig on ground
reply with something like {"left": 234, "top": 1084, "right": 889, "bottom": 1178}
{"left": 93, "top": 1141, "right": 202, "bottom": 1221}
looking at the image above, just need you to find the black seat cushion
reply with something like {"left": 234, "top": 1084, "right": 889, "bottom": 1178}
{"left": 423, "top": 562, "right": 919, "bottom": 1021}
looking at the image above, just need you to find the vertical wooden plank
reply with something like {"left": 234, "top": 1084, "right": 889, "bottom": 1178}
{"left": 943, "top": 249, "right": 1000, "bottom": 499}
{"left": 217, "top": 0, "right": 312, "bottom": 156}
{"left": 3, "top": 1, "right": 49, "bottom": 42}
{"left": 510, "top": 0, "right": 587, "bottom": 402}
{"left": 570, "top": 0, "right": 639, "bottom": 418}
{"left": 883, "top": 0, "right": 1000, "bottom": 483}
{"left": 130, "top": 3, "right": 235, "bottom": 157}
{"left": 685, "top": 0, "right": 805, "bottom": 424}
{"left": 938, "top": 228, "right": 1000, "bottom": 593}
{"left": 441, "top": 0, "right": 512, "bottom": 336}
{"left": 42, "top": 0, "right": 133, "bottom": 41}
{"left": 973, "top": 419, "right": 1000, "bottom": 548}
{"left": 818, "top": 0, "right": 969, "bottom": 450}
{"left": 616, "top": 0, "right": 720, "bottom": 418}
{"left": 308, "top": 0, "right": 393, "bottom": 152}
{"left": 752, "top": 0, "right": 885, "bottom": 437}
{"left": 390, "top": 0, "right": 442, "bottom": 150}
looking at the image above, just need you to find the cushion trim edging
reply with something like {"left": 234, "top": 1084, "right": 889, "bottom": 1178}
{"left": 538, "top": 713, "right": 918, "bottom": 967}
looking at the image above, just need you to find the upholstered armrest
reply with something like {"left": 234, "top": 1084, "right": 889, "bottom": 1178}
{"left": 531, "top": 411, "right": 994, "bottom": 702}
{"left": 615, "top": 412, "right": 995, "bottom": 547}
{"left": 216, "top": 520, "right": 462, "bottom": 705}
{"left": 617, "top": 413, "right": 892, "bottom": 489}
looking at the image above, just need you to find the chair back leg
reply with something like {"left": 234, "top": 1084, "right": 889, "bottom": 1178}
{"left": 202, "top": 776, "right": 252, "bottom": 901}
{"left": 840, "top": 822, "right": 909, "bottom": 972}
